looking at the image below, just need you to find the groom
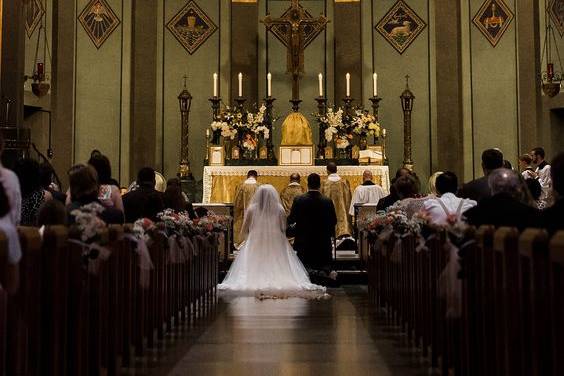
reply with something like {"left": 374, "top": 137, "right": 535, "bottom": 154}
{"left": 287, "top": 173, "right": 337, "bottom": 281}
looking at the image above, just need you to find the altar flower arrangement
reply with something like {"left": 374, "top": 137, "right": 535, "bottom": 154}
{"left": 320, "top": 107, "right": 344, "bottom": 142}
{"left": 351, "top": 110, "right": 381, "bottom": 138}
{"left": 209, "top": 104, "right": 270, "bottom": 144}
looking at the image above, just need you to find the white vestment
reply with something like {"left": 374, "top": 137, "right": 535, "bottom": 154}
{"left": 536, "top": 163, "right": 553, "bottom": 207}
{"left": 349, "top": 183, "right": 386, "bottom": 216}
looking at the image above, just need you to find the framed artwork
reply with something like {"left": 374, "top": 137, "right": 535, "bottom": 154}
{"left": 549, "top": 0, "right": 564, "bottom": 37}
{"left": 208, "top": 146, "right": 225, "bottom": 166}
{"left": 166, "top": 0, "right": 218, "bottom": 55}
{"left": 25, "top": 0, "right": 45, "bottom": 38}
{"left": 375, "top": 0, "right": 426, "bottom": 55}
{"left": 472, "top": 0, "right": 514, "bottom": 47}
{"left": 78, "top": 0, "right": 120, "bottom": 49}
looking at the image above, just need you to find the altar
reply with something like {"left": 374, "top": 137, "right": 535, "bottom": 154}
{"left": 202, "top": 165, "right": 390, "bottom": 204}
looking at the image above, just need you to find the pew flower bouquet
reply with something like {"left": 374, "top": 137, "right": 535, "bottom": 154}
{"left": 156, "top": 209, "right": 192, "bottom": 237}
{"left": 132, "top": 217, "right": 156, "bottom": 243}
{"left": 190, "top": 212, "right": 231, "bottom": 234}
{"left": 70, "top": 202, "right": 108, "bottom": 244}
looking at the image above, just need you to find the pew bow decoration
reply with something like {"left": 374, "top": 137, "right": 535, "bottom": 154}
{"left": 69, "top": 202, "right": 111, "bottom": 274}
{"left": 125, "top": 218, "right": 156, "bottom": 287}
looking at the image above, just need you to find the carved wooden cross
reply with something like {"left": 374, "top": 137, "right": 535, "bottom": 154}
{"left": 261, "top": 0, "right": 329, "bottom": 109}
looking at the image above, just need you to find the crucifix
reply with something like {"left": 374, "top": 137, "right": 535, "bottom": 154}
{"left": 261, "top": 0, "right": 329, "bottom": 111}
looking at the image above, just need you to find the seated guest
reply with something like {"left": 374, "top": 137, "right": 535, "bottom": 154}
{"left": 503, "top": 160, "right": 513, "bottom": 170}
{"left": 87, "top": 154, "right": 124, "bottom": 212}
{"left": 427, "top": 171, "right": 443, "bottom": 197}
{"left": 67, "top": 164, "right": 124, "bottom": 224}
{"left": 164, "top": 178, "right": 196, "bottom": 219}
{"left": 14, "top": 158, "right": 53, "bottom": 226}
{"left": 122, "top": 167, "right": 165, "bottom": 223}
{"left": 541, "top": 152, "right": 564, "bottom": 233}
{"left": 281, "top": 173, "right": 305, "bottom": 216}
{"left": 0, "top": 135, "right": 21, "bottom": 293}
{"left": 463, "top": 169, "right": 540, "bottom": 230}
{"left": 525, "top": 178, "right": 544, "bottom": 209}
{"left": 349, "top": 170, "right": 386, "bottom": 216}
{"left": 459, "top": 148, "right": 504, "bottom": 202}
{"left": 37, "top": 199, "right": 67, "bottom": 226}
{"left": 424, "top": 172, "right": 476, "bottom": 226}
{"left": 519, "top": 154, "right": 537, "bottom": 180}
{"left": 391, "top": 174, "right": 427, "bottom": 218}
{"left": 39, "top": 163, "right": 66, "bottom": 204}
{"left": 376, "top": 167, "right": 412, "bottom": 211}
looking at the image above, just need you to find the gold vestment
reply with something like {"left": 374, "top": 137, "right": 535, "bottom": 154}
{"left": 233, "top": 181, "right": 260, "bottom": 245}
{"left": 321, "top": 177, "right": 352, "bottom": 238}
{"left": 280, "top": 183, "right": 305, "bottom": 216}
{"left": 281, "top": 112, "right": 313, "bottom": 145}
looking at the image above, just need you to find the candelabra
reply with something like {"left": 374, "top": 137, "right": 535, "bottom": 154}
{"left": 264, "top": 96, "right": 277, "bottom": 161}
{"left": 177, "top": 78, "right": 193, "bottom": 178}
{"left": 369, "top": 95, "right": 382, "bottom": 144}
{"left": 342, "top": 96, "right": 354, "bottom": 115}
{"left": 209, "top": 96, "right": 221, "bottom": 119}
{"left": 234, "top": 96, "right": 246, "bottom": 111}
{"left": 315, "top": 96, "right": 328, "bottom": 159}
{"left": 400, "top": 75, "right": 414, "bottom": 170}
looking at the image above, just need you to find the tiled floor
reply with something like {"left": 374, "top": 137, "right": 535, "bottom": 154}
{"left": 138, "top": 286, "right": 433, "bottom": 376}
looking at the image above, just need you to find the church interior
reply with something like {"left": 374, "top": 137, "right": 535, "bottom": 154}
{"left": 1, "top": 0, "right": 564, "bottom": 375}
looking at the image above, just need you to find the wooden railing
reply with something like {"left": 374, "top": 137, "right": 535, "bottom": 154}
{"left": 0, "top": 225, "right": 220, "bottom": 376}
{"left": 366, "top": 226, "right": 564, "bottom": 376}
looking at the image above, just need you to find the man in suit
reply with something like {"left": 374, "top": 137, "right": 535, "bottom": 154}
{"left": 459, "top": 148, "right": 504, "bottom": 202}
{"left": 122, "top": 167, "right": 165, "bottom": 223}
{"left": 541, "top": 152, "right": 564, "bottom": 233}
{"left": 463, "top": 168, "right": 540, "bottom": 231}
{"left": 288, "top": 173, "right": 337, "bottom": 279}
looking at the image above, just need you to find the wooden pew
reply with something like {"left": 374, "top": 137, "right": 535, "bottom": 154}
{"left": 0, "top": 231, "right": 8, "bottom": 376}
{"left": 549, "top": 231, "right": 564, "bottom": 376}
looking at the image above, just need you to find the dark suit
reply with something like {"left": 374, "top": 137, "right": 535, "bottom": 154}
{"left": 122, "top": 185, "right": 165, "bottom": 223}
{"left": 287, "top": 190, "right": 337, "bottom": 270}
{"left": 541, "top": 199, "right": 564, "bottom": 234}
{"left": 67, "top": 198, "right": 124, "bottom": 225}
{"left": 458, "top": 176, "right": 491, "bottom": 203}
{"left": 463, "top": 192, "right": 540, "bottom": 231}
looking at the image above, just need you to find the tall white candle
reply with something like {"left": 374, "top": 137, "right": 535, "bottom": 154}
{"left": 238, "top": 72, "right": 243, "bottom": 97}
{"left": 213, "top": 73, "right": 218, "bottom": 97}
{"left": 318, "top": 73, "right": 323, "bottom": 97}
{"left": 346, "top": 73, "right": 351, "bottom": 97}
{"left": 267, "top": 72, "right": 272, "bottom": 97}
{"left": 373, "top": 73, "right": 378, "bottom": 97}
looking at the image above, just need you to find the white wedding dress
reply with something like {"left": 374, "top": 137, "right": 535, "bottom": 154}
{"left": 218, "top": 185, "right": 326, "bottom": 298}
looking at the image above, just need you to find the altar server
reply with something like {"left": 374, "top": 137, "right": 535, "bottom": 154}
{"left": 233, "top": 170, "right": 261, "bottom": 246}
{"left": 349, "top": 170, "right": 386, "bottom": 216}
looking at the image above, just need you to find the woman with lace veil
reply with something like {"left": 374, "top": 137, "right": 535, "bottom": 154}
{"left": 218, "top": 184, "right": 326, "bottom": 299}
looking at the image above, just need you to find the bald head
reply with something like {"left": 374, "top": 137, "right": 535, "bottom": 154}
{"left": 488, "top": 168, "right": 523, "bottom": 200}
{"left": 290, "top": 173, "right": 301, "bottom": 183}
{"left": 362, "top": 170, "right": 373, "bottom": 183}
{"left": 327, "top": 162, "right": 337, "bottom": 174}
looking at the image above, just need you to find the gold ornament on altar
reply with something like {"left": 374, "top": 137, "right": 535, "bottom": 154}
{"left": 281, "top": 112, "right": 313, "bottom": 146}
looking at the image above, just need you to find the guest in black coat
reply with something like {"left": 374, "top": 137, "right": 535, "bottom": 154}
{"left": 541, "top": 152, "right": 564, "bottom": 234}
{"left": 287, "top": 173, "right": 337, "bottom": 274}
{"left": 122, "top": 167, "right": 165, "bottom": 223}
{"left": 67, "top": 164, "right": 124, "bottom": 224}
{"left": 463, "top": 168, "right": 540, "bottom": 231}
{"left": 376, "top": 167, "right": 413, "bottom": 211}
{"left": 459, "top": 148, "right": 504, "bottom": 203}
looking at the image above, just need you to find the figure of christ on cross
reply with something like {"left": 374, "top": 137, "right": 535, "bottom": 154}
{"left": 261, "top": 0, "right": 329, "bottom": 111}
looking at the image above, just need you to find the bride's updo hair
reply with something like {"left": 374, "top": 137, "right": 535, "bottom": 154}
{"left": 251, "top": 184, "right": 281, "bottom": 211}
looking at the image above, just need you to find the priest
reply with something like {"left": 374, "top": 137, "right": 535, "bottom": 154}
{"left": 349, "top": 170, "right": 386, "bottom": 216}
{"left": 280, "top": 173, "right": 305, "bottom": 215}
{"left": 321, "top": 162, "right": 352, "bottom": 238}
{"left": 233, "top": 170, "right": 260, "bottom": 246}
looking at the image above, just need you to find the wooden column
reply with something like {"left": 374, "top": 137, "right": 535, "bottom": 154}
{"left": 130, "top": 0, "right": 157, "bottom": 178}
{"left": 0, "top": 0, "right": 24, "bottom": 127}
{"left": 434, "top": 0, "right": 464, "bottom": 176}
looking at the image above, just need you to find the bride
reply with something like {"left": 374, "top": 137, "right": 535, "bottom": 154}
{"left": 218, "top": 184, "right": 326, "bottom": 298}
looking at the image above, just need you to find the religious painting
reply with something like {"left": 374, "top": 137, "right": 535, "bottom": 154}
{"left": 25, "top": 0, "right": 45, "bottom": 38}
{"left": 166, "top": 1, "right": 218, "bottom": 55}
{"left": 549, "top": 0, "right": 564, "bottom": 37}
{"left": 78, "top": 0, "right": 120, "bottom": 49}
{"left": 268, "top": 4, "right": 325, "bottom": 51}
{"left": 472, "top": 0, "right": 514, "bottom": 47}
{"left": 375, "top": 0, "right": 426, "bottom": 55}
